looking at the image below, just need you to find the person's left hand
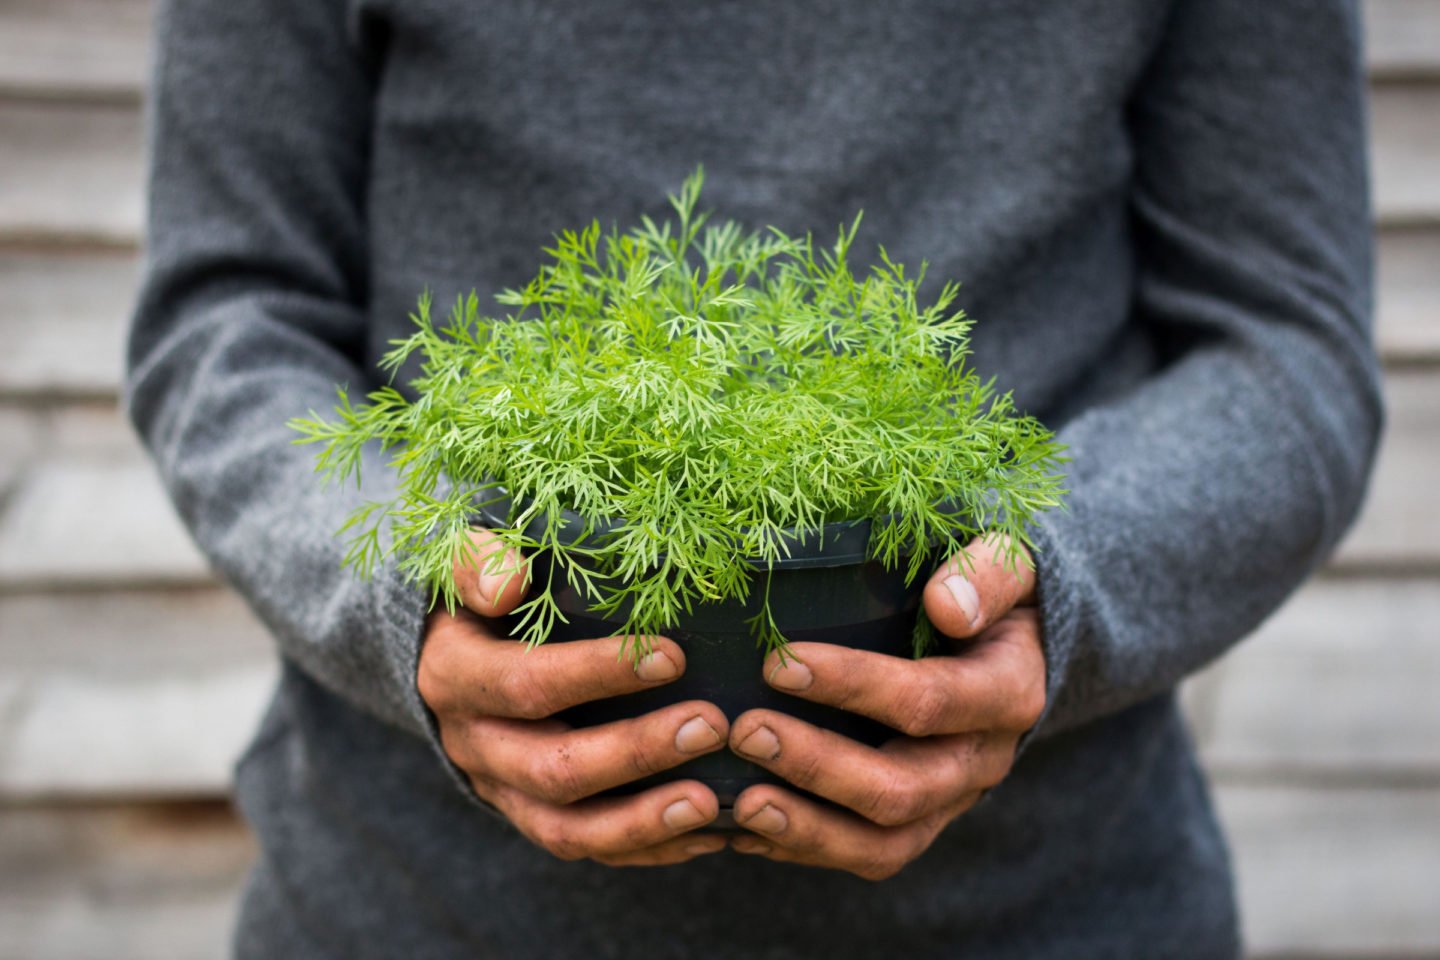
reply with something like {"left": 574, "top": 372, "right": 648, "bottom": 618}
{"left": 726, "top": 535, "right": 1047, "bottom": 880}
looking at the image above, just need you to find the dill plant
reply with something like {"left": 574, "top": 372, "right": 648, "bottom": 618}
{"left": 290, "top": 169, "right": 1066, "bottom": 659}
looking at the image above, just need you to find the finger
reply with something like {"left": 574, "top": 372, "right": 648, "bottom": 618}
{"left": 729, "top": 785, "right": 974, "bottom": 881}
{"left": 448, "top": 701, "right": 728, "bottom": 805}
{"left": 591, "top": 833, "right": 728, "bottom": 867}
{"left": 762, "top": 623, "right": 1047, "bottom": 736}
{"left": 419, "top": 620, "right": 686, "bottom": 720}
{"left": 452, "top": 526, "right": 531, "bottom": 617}
{"left": 482, "top": 777, "right": 720, "bottom": 861}
{"left": 729, "top": 709, "right": 1007, "bottom": 826}
{"left": 921, "top": 534, "right": 1035, "bottom": 639}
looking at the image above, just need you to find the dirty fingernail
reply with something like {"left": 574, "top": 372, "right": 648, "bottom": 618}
{"left": 675, "top": 716, "right": 723, "bottom": 753}
{"left": 663, "top": 799, "right": 707, "bottom": 830}
{"left": 744, "top": 804, "right": 789, "bottom": 835}
{"left": 636, "top": 651, "right": 679, "bottom": 682}
{"left": 736, "top": 725, "right": 781, "bottom": 761}
{"left": 768, "top": 660, "right": 812, "bottom": 691}
{"left": 943, "top": 574, "right": 981, "bottom": 627}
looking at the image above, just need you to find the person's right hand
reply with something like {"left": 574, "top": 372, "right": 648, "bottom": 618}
{"left": 418, "top": 528, "right": 730, "bottom": 866}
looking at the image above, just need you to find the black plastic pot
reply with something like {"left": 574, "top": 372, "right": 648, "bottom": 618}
{"left": 477, "top": 493, "right": 938, "bottom": 821}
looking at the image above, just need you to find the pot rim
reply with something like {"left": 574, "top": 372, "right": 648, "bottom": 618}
{"left": 473, "top": 482, "right": 967, "bottom": 571}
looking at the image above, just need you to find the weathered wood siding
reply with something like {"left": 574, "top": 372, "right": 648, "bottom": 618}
{"left": 1, "top": 2, "right": 1437, "bottom": 957}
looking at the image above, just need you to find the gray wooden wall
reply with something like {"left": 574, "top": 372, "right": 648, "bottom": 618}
{"left": 1, "top": 1, "right": 1436, "bottom": 957}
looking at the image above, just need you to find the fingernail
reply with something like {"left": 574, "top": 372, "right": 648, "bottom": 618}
{"left": 478, "top": 571, "right": 502, "bottom": 603}
{"left": 768, "top": 660, "right": 812, "bottom": 691}
{"left": 684, "top": 841, "right": 719, "bottom": 856}
{"left": 663, "top": 799, "right": 707, "bottom": 830}
{"left": 675, "top": 716, "right": 723, "bottom": 753}
{"left": 732, "top": 837, "right": 772, "bottom": 855}
{"left": 478, "top": 551, "right": 519, "bottom": 603}
{"left": 636, "top": 651, "right": 679, "bottom": 682}
{"left": 943, "top": 574, "right": 982, "bottom": 627}
{"left": 736, "top": 726, "right": 781, "bottom": 761}
{"left": 743, "top": 803, "right": 788, "bottom": 835}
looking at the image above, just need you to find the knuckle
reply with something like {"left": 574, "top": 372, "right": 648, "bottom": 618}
{"left": 898, "top": 677, "right": 951, "bottom": 738}
{"left": 497, "top": 663, "right": 554, "bottom": 720}
{"left": 529, "top": 750, "right": 588, "bottom": 805}
{"left": 534, "top": 819, "right": 586, "bottom": 862}
{"left": 1017, "top": 674, "right": 1047, "bottom": 728}
{"left": 858, "top": 833, "right": 924, "bottom": 881}
{"left": 626, "top": 732, "right": 665, "bottom": 781}
{"left": 436, "top": 722, "right": 476, "bottom": 771}
{"left": 416, "top": 657, "right": 447, "bottom": 711}
{"left": 582, "top": 810, "right": 655, "bottom": 860}
{"left": 954, "top": 736, "right": 1002, "bottom": 792}
{"left": 467, "top": 774, "right": 492, "bottom": 801}
{"left": 782, "top": 744, "right": 827, "bottom": 792}
{"left": 829, "top": 657, "right": 869, "bottom": 714}
{"left": 856, "top": 853, "right": 905, "bottom": 882}
{"left": 979, "top": 743, "right": 1017, "bottom": 789}
{"left": 416, "top": 635, "right": 458, "bottom": 710}
{"left": 912, "top": 817, "right": 947, "bottom": 857}
{"left": 1000, "top": 671, "right": 1045, "bottom": 731}
{"left": 955, "top": 789, "right": 986, "bottom": 815}
{"left": 865, "top": 771, "right": 924, "bottom": 827}
{"left": 615, "top": 815, "right": 658, "bottom": 853}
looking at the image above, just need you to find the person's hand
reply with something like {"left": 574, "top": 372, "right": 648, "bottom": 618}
{"left": 726, "top": 535, "right": 1046, "bottom": 879}
{"left": 418, "top": 529, "right": 731, "bottom": 866}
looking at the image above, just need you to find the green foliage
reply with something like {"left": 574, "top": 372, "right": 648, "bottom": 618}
{"left": 290, "top": 169, "right": 1067, "bottom": 659}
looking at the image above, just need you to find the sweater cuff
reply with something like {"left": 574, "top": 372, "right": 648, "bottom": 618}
{"left": 1014, "top": 511, "right": 1087, "bottom": 752}
{"left": 376, "top": 566, "right": 508, "bottom": 820}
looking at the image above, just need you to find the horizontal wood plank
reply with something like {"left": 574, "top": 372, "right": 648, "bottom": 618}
{"left": 0, "top": 587, "right": 271, "bottom": 675}
{"left": 0, "top": 457, "right": 212, "bottom": 588}
{"left": 0, "top": 0, "right": 153, "bottom": 100}
{"left": 0, "top": 588, "right": 273, "bottom": 798}
{"left": 1371, "top": 83, "right": 1440, "bottom": 224}
{"left": 1377, "top": 226, "right": 1440, "bottom": 361}
{"left": 1215, "top": 783, "right": 1440, "bottom": 956}
{"left": 0, "top": 253, "right": 137, "bottom": 398}
{"left": 1335, "top": 371, "right": 1440, "bottom": 567}
{"left": 0, "top": 101, "right": 144, "bottom": 244}
{"left": 1189, "top": 577, "right": 1440, "bottom": 776}
{"left": 0, "top": 665, "right": 275, "bottom": 797}
{"left": 0, "top": 802, "right": 252, "bottom": 960}
{"left": 0, "top": 408, "right": 42, "bottom": 495}
{"left": 1366, "top": 0, "right": 1440, "bottom": 77}
{"left": 44, "top": 403, "right": 149, "bottom": 459}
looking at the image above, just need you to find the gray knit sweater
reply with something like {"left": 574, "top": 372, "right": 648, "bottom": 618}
{"left": 127, "top": 1, "right": 1381, "bottom": 957}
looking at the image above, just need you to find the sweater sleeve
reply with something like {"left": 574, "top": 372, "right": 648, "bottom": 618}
{"left": 125, "top": 0, "right": 436, "bottom": 740}
{"left": 1026, "top": 0, "right": 1384, "bottom": 739}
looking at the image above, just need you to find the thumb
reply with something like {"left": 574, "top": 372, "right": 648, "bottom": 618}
{"left": 452, "top": 527, "right": 532, "bottom": 617}
{"left": 921, "top": 534, "right": 1035, "bottom": 640}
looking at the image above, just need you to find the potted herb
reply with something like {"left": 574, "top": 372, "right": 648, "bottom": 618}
{"left": 291, "top": 169, "right": 1065, "bottom": 804}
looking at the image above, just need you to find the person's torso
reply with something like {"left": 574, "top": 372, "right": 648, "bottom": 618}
{"left": 235, "top": 4, "right": 1242, "bottom": 956}
{"left": 356, "top": 0, "right": 1171, "bottom": 424}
